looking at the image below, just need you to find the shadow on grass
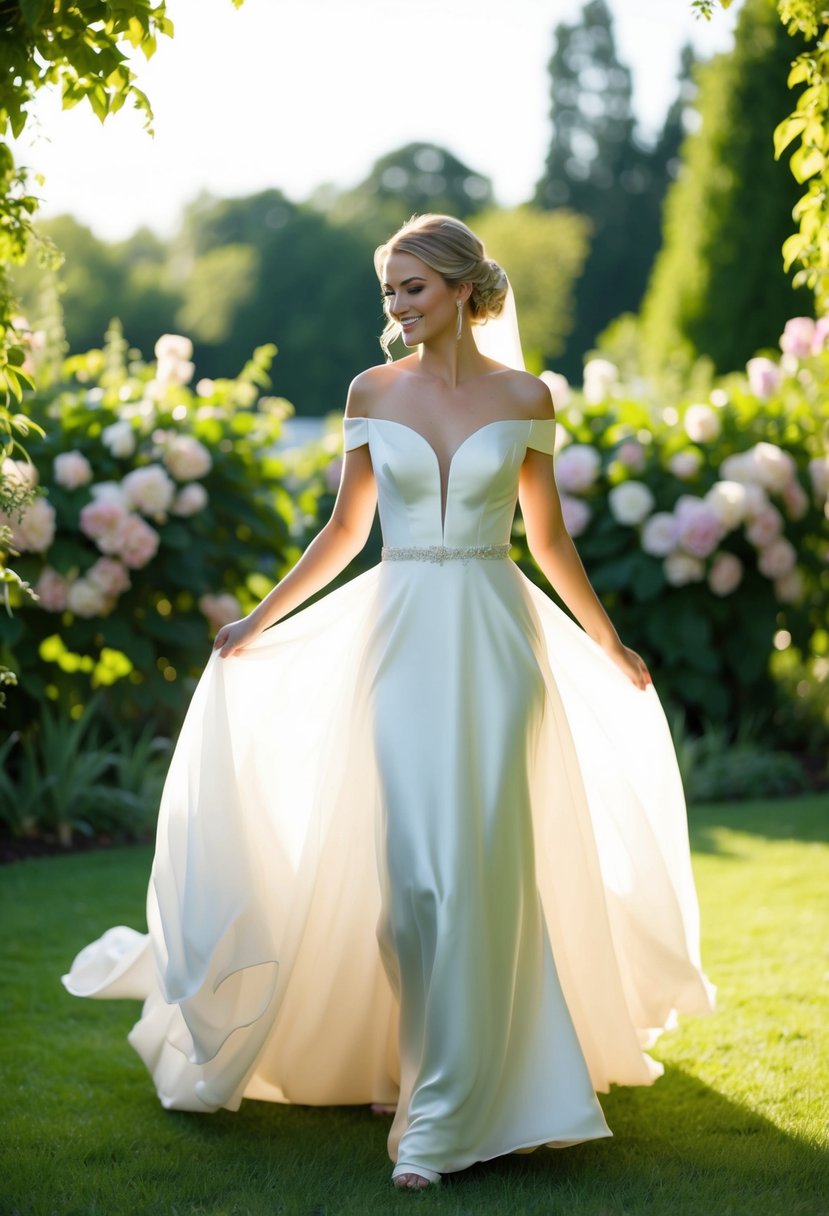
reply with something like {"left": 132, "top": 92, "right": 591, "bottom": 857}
{"left": 688, "top": 793, "right": 829, "bottom": 855}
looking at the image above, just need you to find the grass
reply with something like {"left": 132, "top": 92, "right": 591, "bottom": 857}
{"left": 1, "top": 794, "right": 827, "bottom": 1216}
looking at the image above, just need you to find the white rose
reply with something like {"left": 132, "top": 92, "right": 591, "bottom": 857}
{"left": 555, "top": 444, "right": 601, "bottom": 494}
{"left": 704, "top": 480, "right": 747, "bottom": 530}
{"left": 608, "top": 481, "right": 654, "bottom": 526}
{"left": 172, "top": 483, "right": 209, "bottom": 517}
{"left": 9, "top": 496, "right": 56, "bottom": 552}
{"left": 582, "top": 358, "right": 618, "bottom": 405}
{"left": 668, "top": 450, "right": 702, "bottom": 481}
{"left": 53, "top": 450, "right": 93, "bottom": 490}
{"left": 752, "top": 442, "right": 796, "bottom": 493}
{"left": 683, "top": 403, "right": 721, "bottom": 444}
{"left": 102, "top": 420, "right": 136, "bottom": 459}
{"left": 2, "top": 457, "right": 38, "bottom": 490}
{"left": 163, "top": 436, "right": 212, "bottom": 481}
{"left": 708, "top": 552, "right": 743, "bottom": 597}
{"left": 663, "top": 552, "right": 706, "bottom": 587}
{"left": 154, "top": 333, "right": 193, "bottom": 362}
{"left": 67, "top": 577, "right": 109, "bottom": 618}
{"left": 745, "top": 505, "right": 784, "bottom": 548}
{"left": 746, "top": 356, "right": 782, "bottom": 401}
{"left": 121, "top": 464, "right": 176, "bottom": 517}
{"left": 641, "top": 512, "right": 679, "bottom": 557}
{"left": 540, "top": 371, "right": 571, "bottom": 408}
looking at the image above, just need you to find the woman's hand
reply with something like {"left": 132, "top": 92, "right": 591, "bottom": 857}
{"left": 213, "top": 615, "right": 263, "bottom": 658}
{"left": 602, "top": 639, "right": 652, "bottom": 691}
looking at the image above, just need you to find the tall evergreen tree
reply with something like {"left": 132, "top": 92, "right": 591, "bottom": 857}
{"left": 641, "top": 0, "right": 812, "bottom": 373}
{"left": 534, "top": 1, "right": 687, "bottom": 377}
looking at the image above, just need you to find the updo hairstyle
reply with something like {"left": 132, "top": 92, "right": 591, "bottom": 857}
{"left": 374, "top": 214, "right": 508, "bottom": 361}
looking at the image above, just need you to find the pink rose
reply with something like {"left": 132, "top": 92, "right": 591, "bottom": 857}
{"left": 675, "top": 497, "right": 726, "bottom": 559}
{"left": 746, "top": 357, "right": 782, "bottom": 401}
{"left": 752, "top": 442, "right": 796, "bottom": 493}
{"left": 708, "top": 552, "right": 743, "bottom": 597}
{"left": 745, "top": 505, "right": 784, "bottom": 548}
{"left": 2, "top": 457, "right": 38, "bottom": 490}
{"left": 663, "top": 552, "right": 706, "bottom": 587}
{"left": 199, "top": 592, "right": 242, "bottom": 631}
{"left": 668, "top": 450, "right": 702, "bottom": 481}
{"left": 812, "top": 316, "right": 829, "bottom": 354}
{"left": 781, "top": 479, "right": 809, "bottom": 521}
{"left": 556, "top": 444, "right": 601, "bottom": 493}
{"left": 780, "top": 316, "right": 816, "bottom": 359}
{"left": 34, "top": 566, "right": 69, "bottom": 612}
{"left": 113, "top": 515, "right": 160, "bottom": 569}
{"left": 560, "top": 494, "right": 591, "bottom": 537}
{"left": 53, "top": 450, "right": 93, "bottom": 490}
{"left": 616, "top": 441, "right": 646, "bottom": 473}
{"left": 86, "top": 557, "right": 131, "bottom": 598}
{"left": 757, "top": 538, "right": 797, "bottom": 579}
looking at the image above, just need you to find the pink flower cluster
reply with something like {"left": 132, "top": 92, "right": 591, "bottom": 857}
{"left": 34, "top": 557, "right": 131, "bottom": 618}
{"left": 779, "top": 316, "right": 829, "bottom": 360}
{"left": 79, "top": 491, "right": 160, "bottom": 569}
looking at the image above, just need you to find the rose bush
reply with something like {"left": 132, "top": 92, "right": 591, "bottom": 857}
{"left": 0, "top": 325, "right": 333, "bottom": 738}
{"left": 509, "top": 318, "right": 829, "bottom": 733}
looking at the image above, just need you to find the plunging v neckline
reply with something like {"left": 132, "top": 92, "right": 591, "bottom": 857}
{"left": 368, "top": 416, "right": 532, "bottom": 535}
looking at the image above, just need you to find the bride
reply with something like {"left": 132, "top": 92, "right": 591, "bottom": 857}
{"left": 64, "top": 214, "right": 713, "bottom": 1191}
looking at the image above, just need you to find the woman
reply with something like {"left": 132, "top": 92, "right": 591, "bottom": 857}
{"left": 64, "top": 215, "right": 713, "bottom": 1191}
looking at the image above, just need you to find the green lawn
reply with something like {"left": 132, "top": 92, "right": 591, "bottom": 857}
{"left": 1, "top": 795, "right": 827, "bottom": 1216}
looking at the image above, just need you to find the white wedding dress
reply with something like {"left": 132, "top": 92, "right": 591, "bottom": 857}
{"left": 63, "top": 413, "right": 714, "bottom": 1179}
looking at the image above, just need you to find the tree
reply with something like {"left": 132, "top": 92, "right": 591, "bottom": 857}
{"left": 325, "top": 142, "right": 494, "bottom": 247}
{"left": 533, "top": 0, "right": 687, "bottom": 377}
{"left": 643, "top": 0, "right": 813, "bottom": 373}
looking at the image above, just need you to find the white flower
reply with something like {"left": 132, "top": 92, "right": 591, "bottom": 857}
{"left": 608, "top": 481, "right": 654, "bottom": 526}
{"left": 163, "top": 436, "right": 212, "bottom": 481}
{"left": 683, "top": 403, "right": 721, "bottom": 444}
{"left": 708, "top": 552, "right": 743, "bottom": 597}
{"left": 121, "top": 464, "right": 176, "bottom": 517}
{"left": 155, "top": 334, "right": 193, "bottom": 362}
{"left": 641, "top": 512, "right": 679, "bottom": 557}
{"left": 560, "top": 494, "right": 591, "bottom": 537}
{"left": 746, "top": 356, "right": 782, "bottom": 401}
{"left": 751, "top": 442, "right": 796, "bottom": 493}
{"left": 745, "top": 505, "right": 784, "bottom": 548}
{"left": 172, "top": 483, "right": 209, "bottom": 517}
{"left": 704, "top": 480, "right": 747, "bottom": 530}
{"left": 556, "top": 444, "right": 601, "bottom": 494}
{"left": 719, "top": 452, "right": 755, "bottom": 485}
{"left": 668, "top": 450, "right": 702, "bottom": 480}
{"left": 196, "top": 378, "right": 216, "bottom": 398}
{"left": 199, "top": 592, "right": 242, "bottom": 631}
{"left": 774, "top": 569, "right": 805, "bottom": 604}
{"left": 101, "top": 420, "right": 137, "bottom": 459}
{"left": 67, "top": 577, "right": 109, "bottom": 618}
{"left": 2, "top": 457, "right": 38, "bottom": 490}
{"left": 7, "top": 496, "right": 56, "bottom": 553}
{"left": 53, "top": 450, "right": 93, "bottom": 490}
{"left": 663, "top": 552, "right": 706, "bottom": 587}
{"left": 540, "top": 370, "right": 571, "bottom": 408}
{"left": 742, "top": 483, "right": 770, "bottom": 520}
{"left": 582, "top": 358, "right": 618, "bottom": 405}
{"left": 757, "top": 538, "right": 797, "bottom": 579}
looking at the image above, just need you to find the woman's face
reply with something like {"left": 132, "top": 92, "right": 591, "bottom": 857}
{"left": 381, "top": 251, "right": 459, "bottom": 347}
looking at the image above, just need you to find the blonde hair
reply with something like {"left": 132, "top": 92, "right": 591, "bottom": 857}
{"left": 374, "top": 214, "right": 508, "bottom": 361}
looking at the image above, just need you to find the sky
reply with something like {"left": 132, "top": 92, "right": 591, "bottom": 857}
{"left": 15, "top": 0, "right": 740, "bottom": 242}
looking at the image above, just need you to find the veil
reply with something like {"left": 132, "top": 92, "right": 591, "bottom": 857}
{"left": 471, "top": 280, "right": 526, "bottom": 372}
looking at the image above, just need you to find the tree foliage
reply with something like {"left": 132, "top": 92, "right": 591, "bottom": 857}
{"left": 644, "top": 0, "right": 813, "bottom": 373}
{"left": 534, "top": 0, "right": 690, "bottom": 376}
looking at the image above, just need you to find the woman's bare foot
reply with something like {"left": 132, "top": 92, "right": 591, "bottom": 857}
{"left": 393, "top": 1171, "right": 433, "bottom": 1190}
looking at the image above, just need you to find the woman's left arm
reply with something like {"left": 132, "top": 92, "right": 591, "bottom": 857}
{"left": 518, "top": 407, "right": 651, "bottom": 691}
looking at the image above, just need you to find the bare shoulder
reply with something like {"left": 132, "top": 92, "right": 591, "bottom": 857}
{"left": 345, "top": 360, "right": 413, "bottom": 418}
{"left": 495, "top": 368, "right": 555, "bottom": 421}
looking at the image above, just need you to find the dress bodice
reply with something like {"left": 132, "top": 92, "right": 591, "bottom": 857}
{"left": 343, "top": 416, "right": 556, "bottom": 549}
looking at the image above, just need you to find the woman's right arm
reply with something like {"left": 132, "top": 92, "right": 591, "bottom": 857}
{"left": 214, "top": 394, "right": 377, "bottom": 658}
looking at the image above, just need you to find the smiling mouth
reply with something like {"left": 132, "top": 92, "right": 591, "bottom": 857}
{"left": 400, "top": 316, "right": 423, "bottom": 330}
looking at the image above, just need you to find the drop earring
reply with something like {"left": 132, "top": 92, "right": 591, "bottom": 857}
{"left": 456, "top": 299, "right": 463, "bottom": 341}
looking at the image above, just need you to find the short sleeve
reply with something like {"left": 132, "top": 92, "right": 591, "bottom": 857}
{"left": 343, "top": 416, "right": 369, "bottom": 451}
{"left": 527, "top": 418, "right": 557, "bottom": 455}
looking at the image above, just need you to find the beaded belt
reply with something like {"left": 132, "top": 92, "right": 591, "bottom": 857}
{"left": 380, "top": 543, "right": 511, "bottom": 565}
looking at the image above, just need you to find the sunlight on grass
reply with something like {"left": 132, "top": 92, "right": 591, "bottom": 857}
{"left": 1, "top": 795, "right": 827, "bottom": 1215}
